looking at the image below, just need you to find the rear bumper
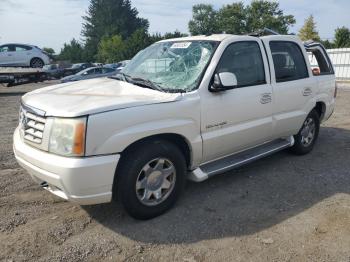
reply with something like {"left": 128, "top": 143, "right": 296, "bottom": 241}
{"left": 13, "top": 128, "right": 120, "bottom": 205}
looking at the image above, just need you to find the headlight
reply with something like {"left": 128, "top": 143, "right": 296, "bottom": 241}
{"left": 49, "top": 117, "right": 86, "bottom": 157}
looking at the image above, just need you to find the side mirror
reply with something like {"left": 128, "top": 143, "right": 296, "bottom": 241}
{"left": 210, "top": 72, "right": 238, "bottom": 92}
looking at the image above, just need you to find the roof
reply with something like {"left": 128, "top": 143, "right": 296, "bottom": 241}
{"left": 159, "top": 34, "right": 234, "bottom": 43}
{"left": 158, "top": 34, "right": 302, "bottom": 43}
{"left": 0, "top": 43, "right": 35, "bottom": 47}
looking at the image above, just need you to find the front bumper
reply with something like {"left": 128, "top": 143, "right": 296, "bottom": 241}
{"left": 13, "top": 128, "right": 120, "bottom": 205}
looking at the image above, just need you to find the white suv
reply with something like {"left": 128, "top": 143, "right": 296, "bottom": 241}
{"left": 13, "top": 34, "right": 336, "bottom": 219}
{"left": 0, "top": 44, "right": 51, "bottom": 68}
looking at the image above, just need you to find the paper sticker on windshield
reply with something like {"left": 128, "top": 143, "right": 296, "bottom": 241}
{"left": 170, "top": 42, "right": 191, "bottom": 49}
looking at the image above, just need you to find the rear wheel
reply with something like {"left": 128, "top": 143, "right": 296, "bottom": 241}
{"left": 290, "top": 109, "right": 320, "bottom": 155}
{"left": 115, "top": 140, "right": 186, "bottom": 220}
{"left": 30, "top": 58, "right": 44, "bottom": 68}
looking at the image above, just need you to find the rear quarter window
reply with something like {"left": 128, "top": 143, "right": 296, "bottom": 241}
{"left": 307, "top": 47, "right": 334, "bottom": 75}
{"left": 270, "top": 41, "right": 309, "bottom": 83}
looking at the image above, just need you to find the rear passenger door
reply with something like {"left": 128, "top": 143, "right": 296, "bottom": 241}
{"left": 262, "top": 38, "right": 317, "bottom": 138}
{"left": 13, "top": 45, "right": 33, "bottom": 66}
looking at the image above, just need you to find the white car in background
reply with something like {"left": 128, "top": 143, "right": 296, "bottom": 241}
{"left": 0, "top": 44, "right": 51, "bottom": 68}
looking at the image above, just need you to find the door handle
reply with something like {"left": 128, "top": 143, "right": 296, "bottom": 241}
{"left": 260, "top": 93, "right": 272, "bottom": 104}
{"left": 302, "top": 87, "right": 312, "bottom": 96}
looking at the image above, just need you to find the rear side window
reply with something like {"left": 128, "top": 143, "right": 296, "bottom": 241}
{"left": 216, "top": 41, "right": 266, "bottom": 87}
{"left": 307, "top": 48, "right": 334, "bottom": 75}
{"left": 270, "top": 41, "right": 309, "bottom": 82}
{"left": 15, "top": 45, "right": 32, "bottom": 51}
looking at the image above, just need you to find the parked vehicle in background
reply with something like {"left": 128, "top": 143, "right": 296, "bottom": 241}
{"left": 63, "top": 63, "right": 93, "bottom": 76}
{"left": 42, "top": 64, "right": 65, "bottom": 79}
{"left": 105, "top": 60, "right": 130, "bottom": 71}
{"left": 0, "top": 43, "right": 51, "bottom": 68}
{"left": 13, "top": 34, "right": 336, "bottom": 220}
{"left": 61, "top": 66, "right": 117, "bottom": 83}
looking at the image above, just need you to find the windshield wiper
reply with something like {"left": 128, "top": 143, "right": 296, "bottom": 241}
{"left": 111, "top": 74, "right": 185, "bottom": 93}
{"left": 109, "top": 72, "right": 131, "bottom": 83}
{"left": 130, "top": 77, "right": 164, "bottom": 92}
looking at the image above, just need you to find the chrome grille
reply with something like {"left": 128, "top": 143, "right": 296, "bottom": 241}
{"left": 20, "top": 106, "right": 46, "bottom": 144}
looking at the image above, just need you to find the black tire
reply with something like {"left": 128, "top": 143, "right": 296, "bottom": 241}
{"left": 115, "top": 140, "right": 186, "bottom": 220}
{"left": 290, "top": 109, "right": 320, "bottom": 155}
{"left": 30, "top": 58, "right": 44, "bottom": 68}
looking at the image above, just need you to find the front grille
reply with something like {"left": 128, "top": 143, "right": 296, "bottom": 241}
{"left": 20, "top": 106, "right": 46, "bottom": 144}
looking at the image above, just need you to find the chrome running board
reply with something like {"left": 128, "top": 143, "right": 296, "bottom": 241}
{"left": 189, "top": 137, "right": 294, "bottom": 182}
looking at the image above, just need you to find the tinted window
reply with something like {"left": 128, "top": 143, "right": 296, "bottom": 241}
{"left": 87, "top": 69, "right": 95, "bottom": 74}
{"left": 270, "top": 41, "right": 309, "bottom": 82}
{"left": 15, "top": 45, "right": 32, "bottom": 51}
{"left": 216, "top": 41, "right": 266, "bottom": 87}
{"left": 0, "top": 46, "right": 9, "bottom": 52}
{"left": 94, "top": 68, "right": 103, "bottom": 74}
{"left": 102, "top": 67, "right": 115, "bottom": 73}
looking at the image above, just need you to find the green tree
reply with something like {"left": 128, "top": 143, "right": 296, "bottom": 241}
{"left": 42, "top": 47, "right": 55, "bottom": 56}
{"left": 334, "top": 26, "right": 350, "bottom": 48}
{"left": 245, "top": 1, "right": 295, "bottom": 34}
{"left": 57, "top": 39, "right": 85, "bottom": 63}
{"left": 163, "top": 30, "right": 189, "bottom": 39}
{"left": 97, "top": 35, "right": 126, "bottom": 63}
{"left": 188, "top": 4, "right": 219, "bottom": 35}
{"left": 124, "top": 29, "right": 153, "bottom": 59}
{"left": 188, "top": 1, "right": 295, "bottom": 36}
{"left": 82, "top": 0, "right": 149, "bottom": 61}
{"left": 298, "top": 15, "right": 320, "bottom": 41}
{"left": 321, "top": 39, "right": 334, "bottom": 49}
{"left": 217, "top": 2, "right": 246, "bottom": 34}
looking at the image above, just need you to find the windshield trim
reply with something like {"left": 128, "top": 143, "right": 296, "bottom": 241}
{"left": 188, "top": 40, "right": 220, "bottom": 92}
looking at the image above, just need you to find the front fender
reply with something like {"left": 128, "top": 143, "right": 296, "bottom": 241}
{"left": 85, "top": 97, "right": 202, "bottom": 167}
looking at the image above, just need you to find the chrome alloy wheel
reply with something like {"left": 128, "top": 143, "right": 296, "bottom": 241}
{"left": 136, "top": 158, "right": 176, "bottom": 206}
{"left": 300, "top": 117, "right": 316, "bottom": 146}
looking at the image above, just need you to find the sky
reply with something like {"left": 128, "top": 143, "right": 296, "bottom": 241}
{"left": 0, "top": 0, "right": 349, "bottom": 53}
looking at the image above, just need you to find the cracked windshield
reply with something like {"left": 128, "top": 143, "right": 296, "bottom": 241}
{"left": 122, "top": 41, "right": 218, "bottom": 92}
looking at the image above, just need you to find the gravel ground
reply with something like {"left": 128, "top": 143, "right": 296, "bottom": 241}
{"left": 0, "top": 82, "right": 350, "bottom": 261}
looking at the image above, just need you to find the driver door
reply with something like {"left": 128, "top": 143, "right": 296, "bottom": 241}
{"left": 200, "top": 40, "right": 274, "bottom": 162}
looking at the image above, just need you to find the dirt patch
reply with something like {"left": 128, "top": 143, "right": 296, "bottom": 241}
{"left": 0, "top": 83, "right": 350, "bottom": 261}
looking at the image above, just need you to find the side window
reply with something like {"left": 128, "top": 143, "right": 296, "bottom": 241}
{"left": 216, "top": 41, "right": 266, "bottom": 87}
{"left": 270, "top": 41, "right": 309, "bottom": 82}
{"left": 307, "top": 48, "right": 333, "bottom": 75}
{"left": 103, "top": 67, "right": 114, "bottom": 73}
{"left": 15, "top": 45, "right": 32, "bottom": 51}
{"left": 94, "top": 68, "right": 103, "bottom": 74}
{"left": 0, "top": 46, "right": 9, "bottom": 52}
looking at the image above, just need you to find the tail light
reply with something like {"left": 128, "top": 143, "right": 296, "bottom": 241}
{"left": 334, "top": 82, "right": 338, "bottom": 98}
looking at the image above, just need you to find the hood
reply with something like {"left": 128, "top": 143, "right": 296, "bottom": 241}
{"left": 22, "top": 78, "right": 182, "bottom": 117}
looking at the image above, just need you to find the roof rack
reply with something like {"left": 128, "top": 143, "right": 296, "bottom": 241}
{"left": 249, "top": 28, "right": 280, "bottom": 37}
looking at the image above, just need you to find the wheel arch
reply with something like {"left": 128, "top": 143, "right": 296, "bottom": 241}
{"left": 112, "top": 133, "right": 193, "bottom": 200}
{"left": 120, "top": 133, "right": 192, "bottom": 169}
{"left": 314, "top": 101, "right": 326, "bottom": 121}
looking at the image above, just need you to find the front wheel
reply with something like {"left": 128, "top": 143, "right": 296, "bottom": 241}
{"left": 290, "top": 109, "right": 320, "bottom": 155}
{"left": 115, "top": 140, "right": 186, "bottom": 220}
